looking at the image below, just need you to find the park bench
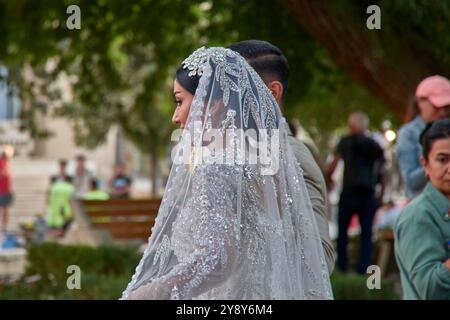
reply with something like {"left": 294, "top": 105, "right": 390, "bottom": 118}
{"left": 68, "top": 198, "right": 161, "bottom": 245}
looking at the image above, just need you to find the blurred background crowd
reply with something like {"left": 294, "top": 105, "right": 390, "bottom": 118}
{"left": 0, "top": 0, "right": 449, "bottom": 299}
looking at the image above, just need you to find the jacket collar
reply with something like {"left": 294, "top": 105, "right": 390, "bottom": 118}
{"left": 423, "top": 182, "right": 450, "bottom": 221}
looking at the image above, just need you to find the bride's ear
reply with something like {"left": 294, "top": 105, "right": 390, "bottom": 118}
{"left": 267, "top": 81, "right": 284, "bottom": 105}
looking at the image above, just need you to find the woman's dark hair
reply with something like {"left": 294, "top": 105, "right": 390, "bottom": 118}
{"left": 420, "top": 118, "right": 450, "bottom": 159}
{"left": 176, "top": 65, "right": 200, "bottom": 95}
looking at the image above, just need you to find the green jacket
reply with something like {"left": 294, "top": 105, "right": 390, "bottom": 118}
{"left": 394, "top": 182, "right": 450, "bottom": 299}
{"left": 47, "top": 180, "right": 75, "bottom": 228}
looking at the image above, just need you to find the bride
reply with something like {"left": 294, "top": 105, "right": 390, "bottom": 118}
{"left": 120, "top": 46, "right": 333, "bottom": 300}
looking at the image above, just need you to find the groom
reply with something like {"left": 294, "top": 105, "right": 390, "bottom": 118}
{"left": 229, "top": 40, "right": 335, "bottom": 273}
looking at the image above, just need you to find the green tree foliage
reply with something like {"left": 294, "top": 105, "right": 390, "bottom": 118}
{"left": 0, "top": 0, "right": 448, "bottom": 166}
{"left": 288, "top": 0, "right": 449, "bottom": 121}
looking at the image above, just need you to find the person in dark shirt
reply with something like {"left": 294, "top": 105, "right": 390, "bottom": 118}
{"left": 50, "top": 159, "right": 72, "bottom": 184}
{"left": 109, "top": 163, "right": 132, "bottom": 198}
{"left": 327, "top": 112, "right": 386, "bottom": 274}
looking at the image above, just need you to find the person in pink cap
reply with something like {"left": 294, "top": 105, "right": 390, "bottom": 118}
{"left": 396, "top": 75, "right": 450, "bottom": 199}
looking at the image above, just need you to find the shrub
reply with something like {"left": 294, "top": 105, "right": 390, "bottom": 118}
{"left": 331, "top": 271, "right": 399, "bottom": 300}
{"left": 0, "top": 242, "right": 400, "bottom": 299}
{"left": 0, "top": 242, "right": 141, "bottom": 300}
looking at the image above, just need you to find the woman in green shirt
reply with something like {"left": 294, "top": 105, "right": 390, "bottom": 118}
{"left": 394, "top": 118, "right": 450, "bottom": 299}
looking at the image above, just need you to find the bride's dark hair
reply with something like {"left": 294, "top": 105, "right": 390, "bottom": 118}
{"left": 176, "top": 65, "right": 200, "bottom": 95}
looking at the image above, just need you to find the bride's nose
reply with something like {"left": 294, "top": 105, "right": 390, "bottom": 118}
{"left": 172, "top": 110, "right": 180, "bottom": 126}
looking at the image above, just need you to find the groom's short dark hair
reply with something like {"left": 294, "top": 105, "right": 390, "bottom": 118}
{"left": 229, "top": 40, "right": 289, "bottom": 95}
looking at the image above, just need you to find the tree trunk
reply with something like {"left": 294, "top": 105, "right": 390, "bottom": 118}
{"left": 285, "top": 0, "right": 441, "bottom": 122}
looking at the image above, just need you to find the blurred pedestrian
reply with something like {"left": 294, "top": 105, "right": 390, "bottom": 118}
{"left": 46, "top": 175, "right": 75, "bottom": 237}
{"left": 327, "top": 112, "right": 386, "bottom": 274}
{"left": 0, "top": 151, "right": 13, "bottom": 234}
{"left": 394, "top": 118, "right": 450, "bottom": 299}
{"left": 73, "top": 154, "right": 94, "bottom": 198}
{"left": 396, "top": 75, "right": 450, "bottom": 199}
{"left": 109, "top": 163, "right": 132, "bottom": 199}
{"left": 82, "top": 178, "right": 110, "bottom": 200}
{"left": 51, "top": 159, "right": 72, "bottom": 184}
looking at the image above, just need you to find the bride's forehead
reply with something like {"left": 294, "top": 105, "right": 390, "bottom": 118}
{"left": 173, "top": 80, "right": 188, "bottom": 93}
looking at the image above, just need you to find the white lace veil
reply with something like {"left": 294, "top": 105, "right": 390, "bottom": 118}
{"left": 120, "top": 47, "right": 333, "bottom": 300}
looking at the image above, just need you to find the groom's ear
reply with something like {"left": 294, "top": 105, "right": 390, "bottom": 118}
{"left": 267, "top": 81, "right": 284, "bottom": 106}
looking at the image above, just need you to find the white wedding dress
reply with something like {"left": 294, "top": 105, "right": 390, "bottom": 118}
{"left": 120, "top": 47, "right": 333, "bottom": 300}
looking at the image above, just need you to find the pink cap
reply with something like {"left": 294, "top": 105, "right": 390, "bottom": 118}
{"left": 415, "top": 75, "right": 450, "bottom": 108}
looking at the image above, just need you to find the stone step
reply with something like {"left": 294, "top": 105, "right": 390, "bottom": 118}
{"left": 8, "top": 216, "right": 38, "bottom": 224}
{"left": 10, "top": 211, "right": 45, "bottom": 216}
{"left": 11, "top": 208, "right": 46, "bottom": 214}
{"left": 10, "top": 160, "right": 56, "bottom": 175}
{"left": 11, "top": 184, "right": 49, "bottom": 190}
{"left": 11, "top": 185, "right": 49, "bottom": 191}
{"left": 10, "top": 198, "right": 46, "bottom": 202}
{"left": 10, "top": 184, "right": 49, "bottom": 191}
{"left": 6, "top": 159, "right": 54, "bottom": 232}
{"left": 10, "top": 201, "right": 47, "bottom": 209}
{"left": 10, "top": 195, "right": 47, "bottom": 200}
{"left": 11, "top": 179, "right": 51, "bottom": 186}
{"left": 10, "top": 208, "right": 46, "bottom": 215}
